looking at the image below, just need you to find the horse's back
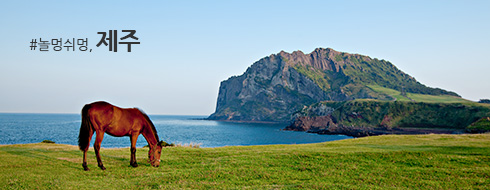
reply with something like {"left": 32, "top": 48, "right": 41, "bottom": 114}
{"left": 86, "top": 101, "right": 143, "bottom": 120}
{"left": 87, "top": 101, "right": 116, "bottom": 110}
{"left": 85, "top": 101, "right": 117, "bottom": 126}
{"left": 85, "top": 101, "right": 147, "bottom": 136}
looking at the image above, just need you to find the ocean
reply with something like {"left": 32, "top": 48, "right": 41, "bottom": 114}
{"left": 0, "top": 113, "right": 352, "bottom": 148}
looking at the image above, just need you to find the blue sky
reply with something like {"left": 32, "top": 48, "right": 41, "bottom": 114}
{"left": 1, "top": 0, "right": 489, "bottom": 115}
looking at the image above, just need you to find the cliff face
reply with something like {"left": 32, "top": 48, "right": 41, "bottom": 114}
{"left": 208, "top": 48, "right": 458, "bottom": 122}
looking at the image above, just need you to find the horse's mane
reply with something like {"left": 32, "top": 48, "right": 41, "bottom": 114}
{"left": 137, "top": 108, "right": 159, "bottom": 141}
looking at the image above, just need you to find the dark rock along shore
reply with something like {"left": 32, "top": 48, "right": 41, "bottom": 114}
{"left": 285, "top": 115, "right": 463, "bottom": 138}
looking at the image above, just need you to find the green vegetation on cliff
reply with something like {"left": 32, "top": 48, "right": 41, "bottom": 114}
{"left": 302, "top": 100, "right": 490, "bottom": 131}
{"left": 292, "top": 64, "right": 331, "bottom": 91}
{"left": 287, "top": 84, "right": 486, "bottom": 136}
{"left": 2, "top": 134, "right": 490, "bottom": 189}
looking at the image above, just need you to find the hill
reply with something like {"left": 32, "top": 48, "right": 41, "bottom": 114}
{"left": 208, "top": 48, "right": 459, "bottom": 122}
{"left": 1, "top": 134, "right": 489, "bottom": 189}
{"left": 286, "top": 100, "right": 490, "bottom": 137}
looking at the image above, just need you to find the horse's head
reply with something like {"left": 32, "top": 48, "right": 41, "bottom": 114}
{"left": 148, "top": 141, "right": 164, "bottom": 167}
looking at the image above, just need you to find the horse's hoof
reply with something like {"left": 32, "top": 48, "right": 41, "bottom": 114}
{"left": 131, "top": 162, "right": 138, "bottom": 167}
{"left": 82, "top": 163, "right": 90, "bottom": 171}
{"left": 99, "top": 165, "right": 106, "bottom": 170}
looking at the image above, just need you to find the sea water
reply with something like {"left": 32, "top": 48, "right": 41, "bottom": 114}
{"left": 0, "top": 113, "right": 352, "bottom": 148}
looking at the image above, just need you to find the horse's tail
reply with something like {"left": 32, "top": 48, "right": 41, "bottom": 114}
{"left": 78, "top": 104, "right": 93, "bottom": 151}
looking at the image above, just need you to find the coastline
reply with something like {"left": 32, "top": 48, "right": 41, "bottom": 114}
{"left": 203, "top": 118, "right": 286, "bottom": 124}
{"left": 307, "top": 126, "right": 464, "bottom": 138}
{"left": 206, "top": 116, "right": 468, "bottom": 138}
{"left": 207, "top": 117, "right": 465, "bottom": 138}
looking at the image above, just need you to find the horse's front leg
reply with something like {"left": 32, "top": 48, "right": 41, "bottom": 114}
{"left": 130, "top": 134, "right": 138, "bottom": 167}
{"left": 94, "top": 131, "right": 106, "bottom": 170}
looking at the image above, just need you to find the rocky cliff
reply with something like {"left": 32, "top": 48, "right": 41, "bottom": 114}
{"left": 208, "top": 48, "right": 458, "bottom": 122}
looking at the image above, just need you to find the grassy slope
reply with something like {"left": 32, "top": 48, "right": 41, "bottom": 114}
{"left": 1, "top": 134, "right": 490, "bottom": 189}
{"left": 367, "top": 85, "right": 470, "bottom": 103}
{"left": 323, "top": 99, "right": 490, "bottom": 130}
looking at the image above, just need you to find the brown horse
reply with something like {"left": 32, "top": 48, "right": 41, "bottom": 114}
{"left": 78, "top": 101, "right": 164, "bottom": 171}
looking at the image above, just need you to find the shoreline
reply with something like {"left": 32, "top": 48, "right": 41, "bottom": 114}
{"left": 203, "top": 118, "right": 286, "bottom": 124}
{"left": 286, "top": 125, "right": 466, "bottom": 138}
{"left": 195, "top": 118, "right": 469, "bottom": 138}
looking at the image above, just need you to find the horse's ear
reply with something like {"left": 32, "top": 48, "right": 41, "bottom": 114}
{"left": 158, "top": 141, "right": 164, "bottom": 146}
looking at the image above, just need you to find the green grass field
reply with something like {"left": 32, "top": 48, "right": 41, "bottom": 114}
{"left": 1, "top": 134, "right": 489, "bottom": 189}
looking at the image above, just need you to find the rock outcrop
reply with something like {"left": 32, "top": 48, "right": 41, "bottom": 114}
{"left": 466, "top": 117, "right": 490, "bottom": 133}
{"left": 285, "top": 115, "right": 337, "bottom": 132}
{"left": 286, "top": 100, "right": 490, "bottom": 137}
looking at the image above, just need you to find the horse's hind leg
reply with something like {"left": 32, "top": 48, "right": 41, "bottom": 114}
{"left": 82, "top": 130, "right": 94, "bottom": 171}
{"left": 130, "top": 134, "right": 138, "bottom": 167}
{"left": 94, "top": 131, "right": 106, "bottom": 170}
